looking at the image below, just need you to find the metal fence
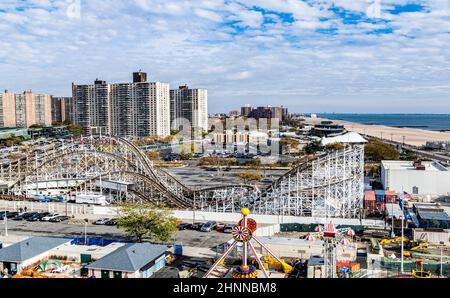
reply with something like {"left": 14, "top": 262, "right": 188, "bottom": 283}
{"left": 381, "top": 259, "right": 450, "bottom": 276}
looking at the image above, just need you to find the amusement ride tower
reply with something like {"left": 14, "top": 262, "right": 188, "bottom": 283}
{"left": 204, "top": 208, "right": 288, "bottom": 278}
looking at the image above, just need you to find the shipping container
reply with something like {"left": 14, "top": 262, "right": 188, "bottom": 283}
{"left": 364, "top": 191, "right": 378, "bottom": 215}
{"left": 385, "top": 191, "right": 398, "bottom": 204}
{"left": 375, "top": 190, "right": 385, "bottom": 202}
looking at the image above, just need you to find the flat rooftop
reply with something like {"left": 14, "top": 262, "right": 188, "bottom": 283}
{"left": 385, "top": 204, "right": 404, "bottom": 218}
{"left": 382, "top": 161, "right": 449, "bottom": 172}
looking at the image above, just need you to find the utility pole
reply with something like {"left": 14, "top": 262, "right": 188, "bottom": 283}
{"left": 400, "top": 215, "right": 404, "bottom": 274}
{"left": 440, "top": 241, "right": 445, "bottom": 278}
{"left": 4, "top": 211, "right": 8, "bottom": 237}
{"left": 391, "top": 202, "right": 395, "bottom": 238}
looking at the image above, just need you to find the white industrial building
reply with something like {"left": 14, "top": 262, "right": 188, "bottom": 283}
{"left": 381, "top": 160, "right": 450, "bottom": 198}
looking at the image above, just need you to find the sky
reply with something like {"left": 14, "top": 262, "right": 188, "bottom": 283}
{"left": 0, "top": 0, "right": 449, "bottom": 114}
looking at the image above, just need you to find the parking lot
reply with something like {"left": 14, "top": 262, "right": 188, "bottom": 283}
{"left": 1, "top": 218, "right": 233, "bottom": 248}
{"left": 166, "top": 163, "right": 287, "bottom": 188}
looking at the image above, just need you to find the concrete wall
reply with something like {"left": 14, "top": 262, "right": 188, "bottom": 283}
{"left": 413, "top": 229, "right": 450, "bottom": 244}
{"left": 89, "top": 268, "right": 139, "bottom": 278}
{"left": 0, "top": 200, "right": 384, "bottom": 226}
{"left": 172, "top": 210, "right": 384, "bottom": 226}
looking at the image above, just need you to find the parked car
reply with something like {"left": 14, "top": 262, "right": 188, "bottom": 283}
{"left": 12, "top": 212, "right": 39, "bottom": 221}
{"left": 93, "top": 218, "right": 111, "bottom": 225}
{"left": 41, "top": 213, "right": 62, "bottom": 222}
{"left": 223, "top": 224, "right": 236, "bottom": 233}
{"left": 105, "top": 219, "right": 117, "bottom": 226}
{"left": 189, "top": 223, "right": 204, "bottom": 231}
{"left": 177, "top": 223, "right": 191, "bottom": 230}
{"left": 1, "top": 211, "right": 19, "bottom": 219}
{"left": 27, "top": 212, "right": 51, "bottom": 222}
{"left": 215, "top": 223, "right": 226, "bottom": 232}
{"left": 49, "top": 216, "right": 70, "bottom": 223}
{"left": 200, "top": 221, "right": 217, "bottom": 232}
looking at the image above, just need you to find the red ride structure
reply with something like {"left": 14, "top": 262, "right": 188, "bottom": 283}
{"left": 204, "top": 208, "right": 285, "bottom": 279}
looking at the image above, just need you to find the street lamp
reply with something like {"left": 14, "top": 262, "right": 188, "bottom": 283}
{"left": 400, "top": 215, "right": 404, "bottom": 274}
{"left": 84, "top": 218, "right": 89, "bottom": 245}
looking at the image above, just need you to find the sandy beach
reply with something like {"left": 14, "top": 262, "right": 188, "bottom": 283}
{"left": 305, "top": 117, "right": 450, "bottom": 147}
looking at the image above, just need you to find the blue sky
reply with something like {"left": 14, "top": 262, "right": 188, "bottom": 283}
{"left": 0, "top": 0, "right": 449, "bottom": 113}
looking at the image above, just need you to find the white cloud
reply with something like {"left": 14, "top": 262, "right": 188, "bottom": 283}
{"left": 0, "top": 0, "right": 449, "bottom": 113}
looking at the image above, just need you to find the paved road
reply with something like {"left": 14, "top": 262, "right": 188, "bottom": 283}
{"left": 370, "top": 136, "right": 450, "bottom": 165}
{"left": 1, "top": 219, "right": 232, "bottom": 248}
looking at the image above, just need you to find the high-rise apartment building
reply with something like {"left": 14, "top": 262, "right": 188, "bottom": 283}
{"left": 72, "top": 72, "right": 170, "bottom": 137}
{"left": 241, "top": 105, "right": 289, "bottom": 121}
{"left": 0, "top": 90, "right": 52, "bottom": 128}
{"left": 0, "top": 91, "right": 16, "bottom": 127}
{"left": 170, "top": 85, "right": 208, "bottom": 133}
{"left": 35, "top": 94, "right": 52, "bottom": 126}
{"left": 52, "top": 97, "right": 74, "bottom": 124}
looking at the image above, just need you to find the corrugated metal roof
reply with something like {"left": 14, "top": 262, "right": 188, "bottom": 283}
{"left": 0, "top": 237, "right": 70, "bottom": 263}
{"left": 85, "top": 243, "right": 169, "bottom": 272}
{"left": 385, "top": 204, "right": 404, "bottom": 218}
{"left": 418, "top": 210, "right": 450, "bottom": 221}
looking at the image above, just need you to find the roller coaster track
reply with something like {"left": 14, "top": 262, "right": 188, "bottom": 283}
{"left": 0, "top": 135, "right": 365, "bottom": 218}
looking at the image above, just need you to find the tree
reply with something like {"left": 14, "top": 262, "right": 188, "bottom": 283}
{"left": 400, "top": 149, "right": 418, "bottom": 161}
{"left": 62, "top": 120, "right": 72, "bottom": 126}
{"left": 365, "top": 141, "right": 400, "bottom": 162}
{"left": 146, "top": 150, "right": 161, "bottom": 161}
{"left": 325, "top": 142, "right": 345, "bottom": 151}
{"left": 245, "top": 159, "right": 261, "bottom": 169}
{"left": 68, "top": 124, "right": 83, "bottom": 137}
{"left": 280, "top": 137, "right": 300, "bottom": 154}
{"left": 29, "top": 124, "right": 43, "bottom": 129}
{"left": 170, "top": 129, "right": 181, "bottom": 136}
{"left": 116, "top": 203, "right": 178, "bottom": 243}
{"left": 1, "top": 135, "right": 24, "bottom": 147}
{"left": 304, "top": 141, "right": 324, "bottom": 155}
{"left": 238, "top": 170, "right": 262, "bottom": 184}
{"left": 430, "top": 217, "right": 440, "bottom": 228}
{"left": 370, "top": 164, "right": 380, "bottom": 177}
{"left": 180, "top": 151, "right": 193, "bottom": 160}
{"left": 199, "top": 156, "right": 233, "bottom": 167}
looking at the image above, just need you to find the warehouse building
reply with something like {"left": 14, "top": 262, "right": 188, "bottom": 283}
{"left": 381, "top": 160, "right": 450, "bottom": 198}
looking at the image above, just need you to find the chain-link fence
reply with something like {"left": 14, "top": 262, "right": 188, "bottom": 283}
{"left": 381, "top": 259, "right": 450, "bottom": 276}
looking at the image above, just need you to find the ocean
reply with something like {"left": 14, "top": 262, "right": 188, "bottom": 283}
{"left": 318, "top": 114, "right": 450, "bottom": 132}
